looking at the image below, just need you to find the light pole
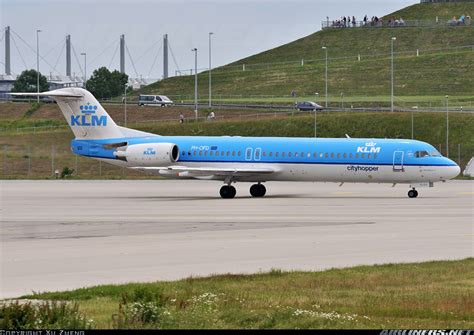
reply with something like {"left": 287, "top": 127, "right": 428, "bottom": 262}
{"left": 391, "top": 37, "right": 396, "bottom": 112}
{"left": 445, "top": 95, "right": 449, "bottom": 157}
{"left": 314, "top": 92, "right": 319, "bottom": 137}
{"left": 322, "top": 46, "right": 328, "bottom": 108}
{"left": 36, "top": 29, "right": 41, "bottom": 103}
{"left": 192, "top": 48, "right": 198, "bottom": 120}
{"left": 81, "top": 52, "right": 87, "bottom": 89}
{"left": 411, "top": 106, "right": 418, "bottom": 139}
{"left": 340, "top": 92, "right": 344, "bottom": 109}
{"left": 208, "top": 32, "right": 213, "bottom": 108}
{"left": 124, "top": 84, "right": 127, "bottom": 127}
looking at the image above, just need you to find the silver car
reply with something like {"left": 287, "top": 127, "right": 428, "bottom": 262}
{"left": 295, "top": 101, "right": 323, "bottom": 111}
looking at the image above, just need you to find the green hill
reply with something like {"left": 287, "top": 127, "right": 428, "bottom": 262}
{"left": 140, "top": 2, "right": 474, "bottom": 106}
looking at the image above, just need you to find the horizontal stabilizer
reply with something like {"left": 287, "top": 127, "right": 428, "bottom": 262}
{"left": 10, "top": 91, "right": 83, "bottom": 98}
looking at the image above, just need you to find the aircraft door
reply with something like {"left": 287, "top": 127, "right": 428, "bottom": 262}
{"left": 254, "top": 148, "right": 261, "bottom": 161}
{"left": 245, "top": 148, "right": 253, "bottom": 161}
{"left": 393, "top": 151, "right": 404, "bottom": 171}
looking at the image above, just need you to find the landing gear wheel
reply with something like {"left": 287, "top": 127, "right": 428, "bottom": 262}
{"left": 220, "top": 185, "right": 236, "bottom": 199}
{"left": 408, "top": 189, "right": 418, "bottom": 198}
{"left": 250, "top": 184, "right": 266, "bottom": 197}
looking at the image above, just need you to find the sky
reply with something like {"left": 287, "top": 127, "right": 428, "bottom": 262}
{"left": 0, "top": 0, "right": 416, "bottom": 79}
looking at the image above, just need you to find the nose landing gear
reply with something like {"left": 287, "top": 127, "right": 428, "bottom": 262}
{"left": 408, "top": 188, "right": 418, "bottom": 198}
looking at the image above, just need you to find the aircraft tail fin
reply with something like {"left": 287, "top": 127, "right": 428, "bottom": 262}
{"left": 11, "top": 88, "right": 124, "bottom": 140}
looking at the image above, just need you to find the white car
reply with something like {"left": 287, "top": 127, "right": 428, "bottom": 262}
{"left": 138, "top": 94, "right": 173, "bottom": 107}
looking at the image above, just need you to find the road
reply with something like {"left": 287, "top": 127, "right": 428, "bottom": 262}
{"left": 1, "top": 180, "right": 472, "bottom": 298}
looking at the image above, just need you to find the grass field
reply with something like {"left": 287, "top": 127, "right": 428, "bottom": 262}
{"left": 8, "top": 258, "right": 472, "bottom": 329}
{"left": 138, "top": 2, "right": 474, "bottom": 102}
{"left": 0, "top": 111, "right": 473, "bottom": 179}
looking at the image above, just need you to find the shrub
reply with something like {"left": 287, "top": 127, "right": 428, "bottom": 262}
{"left": 0, "top": 300, "right": 92, "bottom": 329}
{"left": 61, "top": 167, "right": 75, "bottom": 179}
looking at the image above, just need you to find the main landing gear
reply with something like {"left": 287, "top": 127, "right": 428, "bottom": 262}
{"left": 250, "top": 183, "right": 266, "bottom": 198}
{"left": 219, "top": 183, "right": 267, "bottom": 199}
{"left": 408, "top": 188, "right": 419, "bottom": 198}
{"left": 220, "top": 185, "right": 236, "bottom": 199}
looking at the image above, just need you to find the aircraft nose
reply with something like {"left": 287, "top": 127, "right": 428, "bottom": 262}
{"left": 444, "top": 159, "right": 461, "bottom": 180}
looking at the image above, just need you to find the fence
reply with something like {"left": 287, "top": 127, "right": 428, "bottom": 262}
{"left": 1, "top": 106, "right": 473, "bottom": 135}
{"left": 322, "top": 18, "right": 472, "bottom": 30}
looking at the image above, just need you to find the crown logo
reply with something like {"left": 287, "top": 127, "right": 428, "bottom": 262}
{"left": 365, "top": 141, "right": 376, "bottom": 147}
{"left": 80, "top": 103, "right": 98, "bottom": 114}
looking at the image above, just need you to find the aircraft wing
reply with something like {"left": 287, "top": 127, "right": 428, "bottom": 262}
{"left": 131, "top": 165, "right": 276, "bottom": 177}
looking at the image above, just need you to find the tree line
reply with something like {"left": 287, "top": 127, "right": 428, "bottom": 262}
{"left": 11, "top": 67, "right": 129, "bottom": 99}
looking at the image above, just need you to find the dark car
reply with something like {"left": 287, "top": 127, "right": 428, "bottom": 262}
{"left": 295, "top": 101, "right": 323, "bottom": 111}
{"left": 41, "top": 96, "right": 55, "bottom": 104}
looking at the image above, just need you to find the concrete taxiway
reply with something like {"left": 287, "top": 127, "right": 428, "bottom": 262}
{"left": 1, "top": 180, "right": 472, "bottom": 298}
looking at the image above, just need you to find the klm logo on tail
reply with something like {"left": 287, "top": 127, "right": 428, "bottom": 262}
{"left": 71, "top": 103, "right": 107, "bottom": 126}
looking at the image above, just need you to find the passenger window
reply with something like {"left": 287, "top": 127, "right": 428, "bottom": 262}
{"left": 331, "top": 153, "right": 334, "bottom": 158}
{"left": 263, "top": 152, "right": 266, "bottom": 157}
{"left": 367, "top": 153, "right": 371, "bottom": 159}
{"left": 276, "top": 152, "right": 279, "bottom": 157}
{"left": 361, "top": 153, "right": 365, "bottom": 158}
{"left": 155, "top": 96, "right": 162, "bottom": 101}
{"left": 193, "top": 151, "right": 197, "bottom": 156}
{"left": 238, "top": 151, "right": 241, "bottom": 156}
{"left": 204, "top": 151, "right": 208, "bottom": 156}
{"left": 307, "top": 153, "right": 311, "bottom": 158}
{"left": 337, "top": 153, "right": 341, "bottom": 158}
{"left": 374, "top": 153, "right": 377, "bottom": 159}
{"left": 199, "top": 151, "right": 202, "bottom": 156}
{"left": 221, "top": 151, "right": 225, "bottom": 156}
{"left": 232, "top": 151, "right": 236, "bottom": 156}
{"left": 325, "top": 153, "right": 328, "bottom": 158}
{"left": 269, "top": 152, "right": 273, "bottom": 157}
{"left": 216, "top": 151, "right": 220, "bottom": 156}
{"left": 227, "top": 151, "right": 230, "bottom": 156}
{"left": 355, "top": 153, "right": 359, "bottom": 158}
{"left": 343, "top": 153, "right": 347, "bottom": 158}
{"left": 210, "top": 151, "right": 213, "bottom": 156}
{"left": 182, "top": 151, "right": 186, "bottom": 156}
{"left": 295, "top": 152, "right": 298, "bottom": 157}
{"left": 320, "top": 153, "right": 323, "bottom": 158}
{"left": 350, "top": 153, "right": 353, "bottom": 158}
{"left": 282, "top": 152, "right": 286, "bottom": 158}
{"left": 301, "top": 152, "right": 304, "bottom": 158}
{"left": 313, "top": 152, "right": 317, "bottom": 158}
{"left": 288, "top": 152, "right": 292, "bottom": 157}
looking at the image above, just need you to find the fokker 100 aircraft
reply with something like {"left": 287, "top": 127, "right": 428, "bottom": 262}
{"left": 13, "top": 88, "right": 460, "bottom": 198}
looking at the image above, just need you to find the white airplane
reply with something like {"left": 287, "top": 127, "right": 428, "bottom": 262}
{"left": 13, "top": 88, "right": 460, "bottom": 198}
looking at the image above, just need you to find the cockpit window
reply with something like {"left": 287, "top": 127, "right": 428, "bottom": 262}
{"left": 430, "top": 150, "right": 441, "bottom": 157}
{"left": 414, "top": 150, "right": 430, "bottom": 158}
